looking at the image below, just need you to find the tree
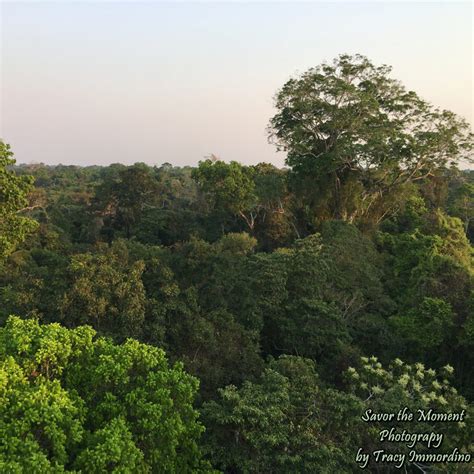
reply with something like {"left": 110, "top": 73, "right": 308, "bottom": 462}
{"left": 0, "top": 142, "right": 38, "bottom": 262}
{"left": 95, "top": 163, "right": 160, "bottom": 239}
{"left": 269, "top": 54, "right": 473, "bottom": 225}
{"left": 202, "top": 355, "right": 363, "bottom": 473}
{"left": 192, "top": 159, "right": 258, "bottom": 230}
{"left": 252, "top": 163, "right": 287, "bottom": 214}
{"left": 0, "top": 316, "right": 212, "bottom": 472}
{"left": 202, "top": 355, "right": 473, "bottom": 473}
{"left": 156, "top": 235, "right": 264, "bottom": 398}
{"left": 0, "top": 248, "right": 69, "bottom": 325}
{"left": 166, "top": 307, "right": 264, "bottom": 401}
{"left": 390, "top": 297, "right": 455, "bottom": 359}
{"left": 252, "top": 163, "right": 296, "bottom": 248}
{"left": 446, "top": 168, "right": 474, "bottom": 240}
{"left": 59, "top": 241, "right": 147, "bottom": 340}
{"left": 378, "top": 200, "right": 474, "bottom": 395}
{"left": 255, "top": 226, "right": 388, "bottom": 378}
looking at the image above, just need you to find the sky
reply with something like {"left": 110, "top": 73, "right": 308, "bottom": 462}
{"left": 1, "top": 1, "right": 472, "bottom": 167}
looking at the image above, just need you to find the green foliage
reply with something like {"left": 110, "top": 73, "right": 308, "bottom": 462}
{"left": 0, "top": 248, "right": 69, "bottom": 325}
{"left": 390, "top": 297, "right": 455, "bottom": 355}
{"left": 167, "top": 307, "right": 263, "bottom": 400}
{"left": 192, "top": 159, "right": 258, "bottom": 230}
{"left": 59, "top": 241, "right": 147, "bottom": 340}
{"left": 379, "top": 199, "right": 474, "bottom": 395}
{"left": 256, "top": 223, "right": 389, "bottom": 378}
{"left": 204, "top": 355, "right": 473, "bottom": 473}
{"left": 269, "top": 54, "right": 473, "bottom": 225}
{"left": 0, "top": 142, "right": 38, "bottom": 262}
{"left": 202, "top": 355, "right": 363, "bottom": 473}
{"left": 0, "top": 316, "right": 211, "bottom": 472}
{"left": 446, "top": 168, "right": 474, "bottom": 241}
{"left": 1, "top": 54, "right": 473, "bottom": 472}
{"left": 72, "top": 418, "right": 146, "bottom": 472}
{"left": 159, "top": 235, "right": 264, "bottom": 397}
{"left": 216, "top": 232, "right": 257, "bottom": 255}
{"left": 95, "top": 163, "right": 160, "bottom": 239}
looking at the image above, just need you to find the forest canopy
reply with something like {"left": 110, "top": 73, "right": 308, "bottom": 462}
{"left": 0, "top": 54, "right": 473, "bottom": 472}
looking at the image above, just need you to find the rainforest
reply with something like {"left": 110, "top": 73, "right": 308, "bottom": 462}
{"left": 0, "top": 55, "right": 473, "bottom": 473}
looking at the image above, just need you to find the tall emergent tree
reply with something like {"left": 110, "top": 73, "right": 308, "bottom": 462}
{"left": 0, "top": 142, "right": 38, "bottom": 261}
{"left": 269, "top": 54, "right": 473, "bottom": 226}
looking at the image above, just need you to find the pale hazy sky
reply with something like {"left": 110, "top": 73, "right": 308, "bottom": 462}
{"left": 1, "top": 1, "right": 472, "bottom": 167}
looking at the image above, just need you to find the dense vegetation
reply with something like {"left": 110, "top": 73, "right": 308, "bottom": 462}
{"left": 1, "top": 55, "right": 473, "bottom": 472}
